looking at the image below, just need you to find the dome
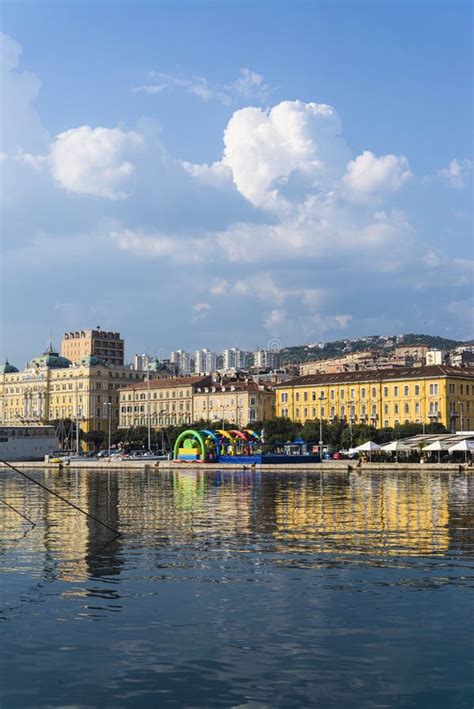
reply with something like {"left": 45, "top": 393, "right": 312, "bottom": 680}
{"left": 0, "top": 359, "right": 19, "bottom": 374}
{"left": 28, "top": 344, "right": 71, "bottom": 370}
{"left": 76, "top": 354, "right": 106, "bottom": 367}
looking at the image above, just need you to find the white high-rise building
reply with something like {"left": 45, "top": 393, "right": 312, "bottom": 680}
{"left": 222, "top": 348, "right": 250, "bottom": 370}
{"left": 253, "top": 349, "right": 279, "bottom": 369}
{"left": 194, "top": 349, "right": 218, "bottom": 374}
{"left": 133, "top": 354, "right": 150, "bottom": 371}
{"left": 170, "top": 350, "right": 192, "bottom": 375}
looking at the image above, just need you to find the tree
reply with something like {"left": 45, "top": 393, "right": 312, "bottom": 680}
{"left": 83, "top": 430, "right": 106, "bottom": 450}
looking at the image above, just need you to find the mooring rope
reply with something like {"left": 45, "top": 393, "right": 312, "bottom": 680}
{"left": 0, "top": 498, "right": 35, "bottom": 526}
{"left": 0, "top": 459, "right": 121, "bottom": 542}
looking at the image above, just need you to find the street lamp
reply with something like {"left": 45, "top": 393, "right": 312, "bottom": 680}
{"left": 348, "top": 400, "right": 355, "bottom": 449}
{"left": 319, "top": 392, "right": 325, "bottom": 460}
{"left": 103, "top": 401, "right": 112, "bottom": 458}
{"left": 458, "top": 401, "right": 464, "bottom": 432}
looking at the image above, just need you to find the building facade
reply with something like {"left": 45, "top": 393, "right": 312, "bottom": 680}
{"left": 0, "top": 347, "right": 143, "bottom": 433}
{"left": 193, "top": 381, "right": 275, "bottom": 427}
{"left": 275, "top": 366, "right": 474, "bottom": 431}
{"left": 253, "top": 349, "right": 279, "bottom": 369}
{"left": 194, "top": 349, "right": 218, "bottom": 374}
{"left": 170, "top": 350, "right": 192, "bottom": 375}
{"left": 61, "top": 329, "right": 124, "bottom": 366}
{"left": 119, "top": 375, "right": 212, "bottom": 429}
{"left": 222, "top": 348, "right": 250, "bottom": 370}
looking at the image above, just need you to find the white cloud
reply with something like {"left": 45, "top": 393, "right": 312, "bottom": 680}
{"left": 437, "top": 158, "right": 472, "bottom": 189}
{"left": 49, "top": 126, "right": 144, "bottom": 199}
{"left": 111, "top": 228, "right": 178, "bottom": 256}
{"left": 135, "top": 67, "right": 270, "bottom": 105}
{"left": 343, "top": 150, "right": 412, "bottom": 200}
{"left": 264, "top": 308, "right": 287, "bottom": 331}
{"left": 132, "top": 84, "right": 166, "bottom": 95}
{"left": 181, "top": 160, "right": 233, "bottom": 189}
{"left": 220, "top": 100, "right": 349, "bottom": 210}
{"left": 192, "top": 302, "right": 211, "bottom": 321}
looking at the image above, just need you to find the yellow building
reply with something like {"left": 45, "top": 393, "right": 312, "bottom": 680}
{"left": 119, "top": 375, "right": 212, "bottom": 429}
{"left": 61, "top": 329, "right": 124, "bottom": 366}
{"left": 0, "top": 346, "right": 143, "bottom": 433}
{"left": 193, "top": 381, "right": 275, "bottom": 427}
{"left": 275, "top": 365, "right": 474, "bottom": 431}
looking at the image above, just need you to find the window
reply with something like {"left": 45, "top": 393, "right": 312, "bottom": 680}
{"left": 295, "top": 392, "right": 300, "bottom": 402}
{"left": 330, "top": 390, "right": 335, "bottom": 400}
{"left": 394, "top": 403, "right": 399, "bottom": 414}
{"left": 430, "top": 383, "right": 439, "bottom": 395}
{"left": 383, "top": 387, "right": 389, "bottom": 397}
{"left": 415, "top": 403, "right": 420, "bottom": 413}
{"left": 371, "top": 387, "right": 377, "bottom": 398}
{"left": 361, "top": 388, "right": 366, "bottom": 399}
{"left": 340, "top": 390, "right": 345, "bottom": 400}
{"left": 312, "top": 391, "right": 316, "bottom": 401}
{"left": 312, "top": 407, "right": 316, "bottom": 417}
{"left": 304, "top": 391, "right": 308, "bottom": 402}
{"left": 350, "top": 388, "right": 355, "bottom": 399}
{"left": 340, "top": 405, "right": 345, "bottom": 418}
{"left": 404, "top": 385, "right": 409, "bottom": 396}
{"left": 415, "top": 385, "right": 420, "bottom": 396}
{"left": 371, "top": 404, "right": 377, "bottom": 415}
{"left": 250, "top": 397, "right": 256, "bottom": 405}
{"left": 404, "top": 403, "right": 409, "bottom": 414}
{"left": 304, "top": 408, "right": 308, "bottom": 418}
{"left": 320, "top": 407, "right": 325, "bottom": 418}
{"left": 295, "top": 408, "right": 300, "bottom": 418}
{"left": 330, "top": 406, "right": 335, "bottom": 418}
{"left": 394, "top": 386, "right": 399, "bottom": 396}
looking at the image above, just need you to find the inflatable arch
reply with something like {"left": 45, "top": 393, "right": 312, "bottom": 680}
{"left": 174, "top": 429, "right": 207, "bottom": 461}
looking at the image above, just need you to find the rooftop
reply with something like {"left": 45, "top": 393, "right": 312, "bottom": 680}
{"left": 274, "top": 365, "right": 474, "bottom": 388}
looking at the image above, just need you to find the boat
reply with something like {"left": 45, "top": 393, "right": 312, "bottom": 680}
{"left": 0, "top": 425, "right": 59, "bottom": 462}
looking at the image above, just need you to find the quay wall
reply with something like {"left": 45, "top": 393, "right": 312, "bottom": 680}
{"left": 0, "top": 460, "right": 471, "bottom": 473}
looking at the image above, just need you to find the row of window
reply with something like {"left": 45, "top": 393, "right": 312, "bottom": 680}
{"left": 282, "top": 383, "right": 445, "bottom": 403}
{"left": 283, "top": 400, "right": 441, "bottom": 420}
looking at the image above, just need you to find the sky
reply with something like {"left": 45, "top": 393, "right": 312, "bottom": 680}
{"left": 0, "top": 0, "right": 472, "bottom": 366}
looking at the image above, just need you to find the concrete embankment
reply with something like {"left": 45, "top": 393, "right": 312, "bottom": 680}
{"left": 0, "top": 460, "right": 471, "bottom": 473}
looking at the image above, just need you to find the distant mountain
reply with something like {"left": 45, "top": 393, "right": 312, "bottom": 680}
{"left": 278, "top": 333, "right": 468, "bottom": 366}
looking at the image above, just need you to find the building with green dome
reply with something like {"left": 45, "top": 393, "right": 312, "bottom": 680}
{"left": 0, "top": 343, "right": 145, "bottom": 434}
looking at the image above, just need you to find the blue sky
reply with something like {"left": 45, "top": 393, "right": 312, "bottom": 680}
{"left": 1, "top": 0, "right": 472, "bottom": 365}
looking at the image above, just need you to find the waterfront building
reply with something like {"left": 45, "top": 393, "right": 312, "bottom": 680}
{"left": 119, "top": 375, "right": 212, "bottom": 429}
{"left": 194, "top": 349, "right": 218, "bottom": 374}
{"left": 170, "top": 350, "right": 192, "bottom": 375}
{"left": 274, "top": 365, "right": 474, "bottom": 431}
{"left": 61, "top": 329, "right": 124, "bottom": 366}
{"left": 426, "top": 349, "right": 447, "bottom": 366}
{"left": 193, "top": 381, "right": 275, "bottom": 426}
{"left": 0, "top": 346, "right": 143, "bottom": 433}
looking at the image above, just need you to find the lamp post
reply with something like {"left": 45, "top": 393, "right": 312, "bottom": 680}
{"left": 103, "top": 401, "right": 112, "bottom": 458}
{"left": 458, "top": 401, "right": 464, "bottom": 432}
{"left": 146, "top": 367, "right": 151, "bottom": 451}
{"left": 75, "top": 409, "right": 82, "bottom": 456}
{"left": 348, "top": 400, "right": 354, "bottom": 449}
{"left": 319, "top": 392, "right": 325, "bottom": 460}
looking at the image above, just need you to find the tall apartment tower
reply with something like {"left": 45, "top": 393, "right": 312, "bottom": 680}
{"left": 194, "top": 349, "right": 218, "bottom": 374}
{"left": 170, "top": 350, "right": 192, "bottom": 375}
{"left": 253, "top": 348, "right": 279, "bottom": 369}
{"left": 222, "top": 348, "right": 250, "bottom": 370}
{"left": 61, "top": 329, "right": 124, "bottom": 365}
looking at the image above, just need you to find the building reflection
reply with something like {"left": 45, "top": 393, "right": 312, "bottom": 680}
{"left": 272, "top": 473, "right": 450, "bottom": 556}
{"left": 1, "top": 468, "right": 471, "bottom": 588}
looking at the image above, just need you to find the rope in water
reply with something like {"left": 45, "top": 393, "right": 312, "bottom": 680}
{"left": 0, "top": 458, "right": 121, "bottom": 541}
{"left": 0, "top": 497, "right": 35, "bottom": 526}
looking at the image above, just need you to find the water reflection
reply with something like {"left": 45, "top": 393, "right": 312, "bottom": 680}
{"left": 1, "top": 468, "right": 473, "bottom": 708}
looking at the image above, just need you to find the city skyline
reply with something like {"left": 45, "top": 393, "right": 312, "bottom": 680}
{"left": 1, "top": 2, "right": 472, "bottom": 365}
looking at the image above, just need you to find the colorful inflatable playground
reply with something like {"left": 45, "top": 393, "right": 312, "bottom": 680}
{"left": 173, "top": 428, "right": 321, "bottom": 465}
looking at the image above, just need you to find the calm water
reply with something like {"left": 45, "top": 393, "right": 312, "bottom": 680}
{"left": 0, "top": 468, "right": 473, "bottom": 708}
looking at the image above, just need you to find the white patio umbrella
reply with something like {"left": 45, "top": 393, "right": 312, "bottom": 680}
{"left": 422, "top": 439, "right": 451, "bottom": 463}
{"left": 351, "top": 440, "right": 381, "bottom": 461}
{"left": 448, "top": 439, "right": 474, "bottom": 463}
{"left": 381, "top": 440, "right": 411, "bottom": 462}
